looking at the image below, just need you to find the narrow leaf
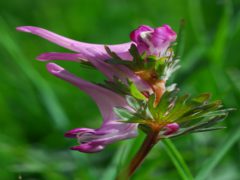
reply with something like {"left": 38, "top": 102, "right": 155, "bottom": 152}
{"left": 125, "top": 95, "right": 140, "bottom": 110}
{"left": 162, "top": 139, "right": 194, "bottom": 180}
{"left": 113, "top": 107, "right": 134, "bottom": 120}
{"left": 128, "top": 81, "right": 146, "bottom": 100}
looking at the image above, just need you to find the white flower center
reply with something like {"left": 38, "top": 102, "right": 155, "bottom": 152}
{"left": 140, "top": 31, "right": 157, "bottom": 55}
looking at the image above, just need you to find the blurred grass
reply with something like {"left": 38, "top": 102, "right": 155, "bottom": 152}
{"left": 0, "top": 0, "right": 240, "bottom": 179}
{"left": 163, "top": 139, "right": 193, "bottom": 180}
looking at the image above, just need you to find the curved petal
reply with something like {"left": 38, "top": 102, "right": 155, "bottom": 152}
{"left": 17, "top": 26, "right": 150, "bottom": 90}
{"left": 37, "top": 50, "right": 151, "bottom": 91}
{"left": 47, "top": 63, "right": 127, "bottom": 122}
{"left": 130, "top": 24, "right": 177, "bottom": 56}
{"left": 16, "top": 26, "right": 132, "bottom": 59}
{"left": 71, "top": 143, "right": 104, "bottom": 153}
{"left": 65, "top": 123, "right": 138, "bottom": 153}
{"left": 47, "top": 63, "right": 138, "bottom": 153}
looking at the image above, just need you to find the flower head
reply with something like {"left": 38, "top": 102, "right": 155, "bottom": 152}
{"left": 17, "top": 24, "right": 230, "bottom": 154}
{"left": 130, "top": 25, "right": 177, "bottom": 56}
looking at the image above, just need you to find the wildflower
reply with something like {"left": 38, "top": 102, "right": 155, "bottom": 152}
{"left": 17, "top": 24, "right": 231, "bottom": 156}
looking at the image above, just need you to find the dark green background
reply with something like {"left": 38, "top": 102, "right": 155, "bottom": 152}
{"left": 0, "top": 0, "right": 240, "bottom": 179}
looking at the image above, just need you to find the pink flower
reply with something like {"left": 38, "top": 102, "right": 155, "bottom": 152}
{"left": 16, "top": 25, "right": 179, "bottom": 153}
{"left": 130, "top": 25, "right": 177, "bottom": 56}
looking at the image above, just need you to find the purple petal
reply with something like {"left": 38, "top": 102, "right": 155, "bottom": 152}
{"left": 47, "top": 63, "right": 129, "bottom": 122}
{"left": 130, "top": 24, "right": 177, "bottom": 56}
{"left": 65, "top": 128, "right": 97, "bottom": 138}
{"left": 65, "top": 123, "right": 138, "bottom": 153}
{"left": 130, "top": 25, "right": 153, "bottom": 53}
{"left": 37, "top": 51, "right": 150, "bottom": 91}
{"left": 150, "top": 25, "right": 176, "bottom": 56}
{"left": 16, "top": 26, "right": 132, "bottom": 59}
{"left": 46, "top": 63, "right": 138, "bottom": 153}
{"left": 130, "top": 25, "right": 153, "bottom": 43}
{"left": 37, "top": 52, "right": 86, "bottom": 62}
{"left": 17, "top": 26, "right": 150, "bottom": 91}
{"left": 151, "top": 25, "right": 177, "bottom": 47}
{"left": 46, "top": 62, "right": 144, "bottom": 152}
{"left": 71, "top": 144, "right": 104, "bottom": 153}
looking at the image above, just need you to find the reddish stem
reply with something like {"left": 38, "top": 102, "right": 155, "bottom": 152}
{"left": 117, "top": 127, "right": 160, "bottom": 180}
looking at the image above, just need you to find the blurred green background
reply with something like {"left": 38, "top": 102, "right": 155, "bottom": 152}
{"left": 0, "top": 0, "right": 240, "bottom": 179}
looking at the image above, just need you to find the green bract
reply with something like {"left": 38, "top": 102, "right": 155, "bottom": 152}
{"left": 114, "top": 90, "right": 234, "bottom": 138}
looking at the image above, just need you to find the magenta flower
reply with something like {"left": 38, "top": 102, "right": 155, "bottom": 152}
{"left": 130, "top": 25, "right": 177, "bottom": 56}
{"left": 16, "top": 25, "right": 180, "bottom": 153}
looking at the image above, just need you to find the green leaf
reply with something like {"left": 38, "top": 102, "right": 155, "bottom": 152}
{"left": 105, "top": 45, "right": 122, "bottom": 61}
{"left": 113, "top": 107, "right": 134, "bottom": 120}
{"left": 126, "top": 95, "right": 140, "bottom": 110}
{"left": 147, "top": 95, "right": 156, "bottom": 114}
{"left": 162, "top": 93, "right": 190, "bottom": 122}
{"left": 176, "top": 100, "right": 223, "bottom": 123}
{"left": 191, "top": 93, "right": 211, "bottom": 104}
{"left": 192, "top": 126, "right": 226, "bottom": 133}
{"left": 162, "top": 139, "right": 194, "bottom": 180}
{"left": 129, "top": 44, "right": 143, "bottom": 68}
{"left": 176, "top": 114, "right": 228, "bottom": 135}
{"left": 120, "top": 118, "right": 148, "bottom": 124}
{"left": 128, "top": 81, "right": 146, "bottom": 100}
{"left": 102, "top": 77, "right": 129, "bottom": 95}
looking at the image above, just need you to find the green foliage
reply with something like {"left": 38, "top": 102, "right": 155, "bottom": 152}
{"left": 113, "top": 107, "right": 135, "bottom": 121}
{"left": 115, "top": 89, "right": 232, "bottom": 139}
{"left": 101, "top": 77, "right": 147, "bottom": 100}
{"left": 128, "top": 80, "right": 147, "bottom": 100}
{"left": 126, "top": 95, "right": 140, "bottom": 110}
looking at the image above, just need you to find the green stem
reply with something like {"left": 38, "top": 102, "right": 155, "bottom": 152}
{"left": 117, "top": 128, "right": 160, "bottom": 180}
{"left": 163, "top": 139, "right": 194, "bottom": 180}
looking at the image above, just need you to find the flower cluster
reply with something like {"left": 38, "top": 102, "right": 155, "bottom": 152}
{"left": 17, "top": 24, "right": 231, "bottom": 153}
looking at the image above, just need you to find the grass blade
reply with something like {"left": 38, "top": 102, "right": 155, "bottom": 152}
{"left": 162, "top": 139, "right": 194, "bottom": 180}
{"left": 0, "top": 17, "right": 69, "bottom": 130}
{"left": 195, "top": 127, "right": 240, "bottom": 180}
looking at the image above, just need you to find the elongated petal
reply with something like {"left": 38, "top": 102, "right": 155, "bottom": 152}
{"left": 17, "top": 26, "right": 150, "bottom": 90}
{"left": 47, "top": 63, "right": 138, "bottom": 152}
{"left": 47, "top": 63, "right": 126, "bottom": 121}
{"left": 16, "top": 26, "right": 132, "bottom": 59}
{"left": 37, "top": 52, "right": 85, "bottom": 62}
{"left": 65, "top": 123, "right": 137, "bottom": 153}
{"left": 37, "top": 49, "right": 150, "bottom": 91}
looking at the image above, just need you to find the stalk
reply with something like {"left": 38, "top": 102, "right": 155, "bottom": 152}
{"left": 117, "top": 126, "right": 160, "bottom": 179}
